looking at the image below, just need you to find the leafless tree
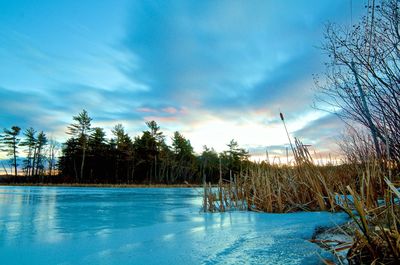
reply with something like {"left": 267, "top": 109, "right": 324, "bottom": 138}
{"left": 315, "top": 0, "right": 400, "bottom": 162}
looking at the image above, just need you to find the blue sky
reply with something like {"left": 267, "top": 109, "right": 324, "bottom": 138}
{"left": 0, "top": 0, "right": 365, "bottom": 159}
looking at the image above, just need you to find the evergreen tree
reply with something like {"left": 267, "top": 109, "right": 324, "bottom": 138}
{"left": 20, "top": 127, "right": 36, "bottom": 176}
{"left": 59, "top": 138, "right": 80, "bottom": 181}
{"left": 1, "top": 126, "right": 21, "bottom": 177}
{"left": 87, "top": 127, "right": 109, "bottom": 182}
{"left": 34, "top": 131, "right": 47, "bottom": 176}
{"left": 221, "top": 139, "right": 249, "bottom": 177}
{"left": 200, "top": 146, "right": 220, "bottom": 183}
{"left": 90, "top": 127, "right": 107, "bottom": 148}
{"left": 171, "top": 131, "right": 196, "bottom": 182}
{"left": 145, "top": 121, "right": 164, "bottom": 183}
{"left": 172, "top": 131, "right": 194, "bottom": 158}
{"left": 158, "top": 141, "right": 174, "bottom": 184}
{"left": 133, "top": 131, "right": 158, "bottom": 183}
{"left": 111, "top": 124, "right": 133, "bottom": 182}
{"left": 146, "top": 121, "right": 164, "bottom": 142}
{"left": 67, "top": 110, "right": 92, "bottom": 181}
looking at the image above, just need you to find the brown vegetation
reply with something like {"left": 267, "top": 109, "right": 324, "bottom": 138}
{"left": 202, "top": 135, "right": 399, "bottom": 264}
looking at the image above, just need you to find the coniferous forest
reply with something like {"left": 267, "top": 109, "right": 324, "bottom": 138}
{"left": 0, "top": 109, "right": 250, "bottom": 185}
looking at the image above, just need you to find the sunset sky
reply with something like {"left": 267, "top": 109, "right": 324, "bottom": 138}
{"left": 0, "top": 0, "right": 365, "bottom": 159}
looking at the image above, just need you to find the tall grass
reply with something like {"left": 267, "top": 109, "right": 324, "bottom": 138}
{"left": 202, "top": 137, "right": 399, "bottom": 264}
{"left": 336, "top": 177, "right": 399, "bottom": 264}
{"left": 203, "top": 139, "right": 357, "bottom": 213}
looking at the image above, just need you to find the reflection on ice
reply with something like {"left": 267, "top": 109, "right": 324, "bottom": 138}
{"left": 0, "top": 186, "right": 348, "bottom": 264}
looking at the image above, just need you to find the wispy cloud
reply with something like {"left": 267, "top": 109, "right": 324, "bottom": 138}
{"left": 0, "top": 0, "right": 365, "bottom": 155}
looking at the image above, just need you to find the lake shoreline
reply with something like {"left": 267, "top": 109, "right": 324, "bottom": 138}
{"left": 0, "top": 182, "right": 202, "bottom": 188}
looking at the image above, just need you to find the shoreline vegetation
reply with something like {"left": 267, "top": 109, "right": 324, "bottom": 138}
{"left": 202, "top": 137, "right": 399, "bottom": 263}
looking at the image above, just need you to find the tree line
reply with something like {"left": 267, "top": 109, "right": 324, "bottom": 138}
{"left": 0, "top": 126, "right": 59, "bottom": 178}
{"left": 0, "top": 110, "right": 250, "bottom": 184}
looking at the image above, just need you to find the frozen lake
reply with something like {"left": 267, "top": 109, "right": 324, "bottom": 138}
{"left": 0, "top": 186, "right": 348, "bottom": 264}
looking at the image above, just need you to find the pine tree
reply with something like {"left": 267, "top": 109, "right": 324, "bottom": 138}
{"left": 1, "top": 126, "right": 21, "bottom": 177}
{"left": 34, "top": 131, "right": 47, "bottom": 176}
{"left": 222, "top": 139, "right": 249, "bottom": 177}
{"left": 112, "top": 124, "right": 133, "bottom": 182}
{"left": 88, "top": 127, "right": 109, "bottom": 181}
{"left": 67, "top": 110, "right": 92, "bottom": 181}
{"left": 144, "top": 121, "right": 164, "bottom": 183}
{"left": 21, "top": 127, "right": 37, "bottom": 176}
{"left": 171, "top": 131, "right": 195, "bottom": 182}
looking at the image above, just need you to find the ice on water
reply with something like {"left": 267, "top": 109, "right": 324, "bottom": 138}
{"left": 0, "top": 186, "right": 348, "bottom": 265}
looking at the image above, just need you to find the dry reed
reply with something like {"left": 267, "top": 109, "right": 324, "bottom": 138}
{"left": 202, "top": 137, "right": 400, "bottom": 264}
{"left": 203, "top": 138, "right": 357, "bottom": 213}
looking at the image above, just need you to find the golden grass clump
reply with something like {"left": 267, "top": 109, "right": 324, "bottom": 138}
{"left": 338, "top": 178, "right": 400, "bottom": 264}
{"left": 203, "top": 138, "right": 358, "bottom": 213}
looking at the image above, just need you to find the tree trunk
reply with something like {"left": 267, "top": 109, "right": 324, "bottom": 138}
{"left": 73, "top": 158, "right": 78, "bottom": 182}
{"left": 32, "top": 147, "right": 37, "bottom": 177}
{"left": 80, "top": 146, "right": 86, "bottom": 181}
{"left": 35, "top": 147, "right": 41, "bottom": 176}
{"left": 13, "top": 139, "right": 17, "bottom": 177}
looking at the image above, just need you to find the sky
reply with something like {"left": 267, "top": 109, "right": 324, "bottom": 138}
{"left": 0, "top": 0, "right": 365, "bottom": 160}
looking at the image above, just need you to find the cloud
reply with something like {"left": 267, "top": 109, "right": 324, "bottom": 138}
{"left": 0, "top": 0, "right": 365, "bottom": 156}
{"left": 116, "top": 1, "right": 365, "bottom": 155}
{"left": 294, "top": 113, "right": 345, "bottom": 155}
{"left": 121, "top": 0, "right": 363, "bottom": 116}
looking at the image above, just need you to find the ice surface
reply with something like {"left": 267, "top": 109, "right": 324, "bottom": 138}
{"left": 0, "top": 186, "right": 349, "bottom": 265}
